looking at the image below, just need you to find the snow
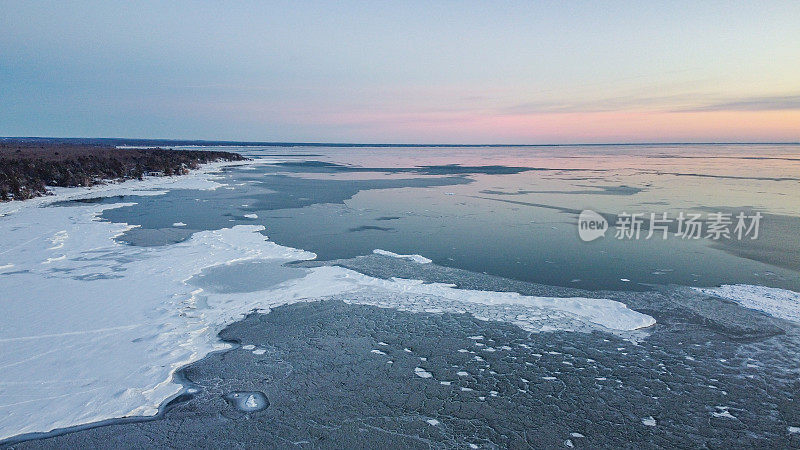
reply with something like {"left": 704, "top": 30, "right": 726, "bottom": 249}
{"left": 372, "top": 249, "right": 432, "bottom": 264}
{"left": 0, "top": 164, "right": 657, "bottom": 441}
{"left": 172, "top": 222, "right": 187, "bottom": 227}
{"left": 426, "top": 419, "right": 440, "bottom": 426}
{"left": 371, "top": 349, "right": 386, "bottom": 355}
{"left": 694, "top": 285, "right": 800, "bottom": 323}
{"left": 243, "top": 214, "right": 258, "bottom": 219}
{"left": 789, "top": 426, "right": 800, "bottom": 434}
{"left": 252, "top": 349, "right": 266, "bottom": 355}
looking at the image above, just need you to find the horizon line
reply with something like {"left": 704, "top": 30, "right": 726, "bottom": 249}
{"left": 2, "top": 136, "right": 799, "bottom": 148}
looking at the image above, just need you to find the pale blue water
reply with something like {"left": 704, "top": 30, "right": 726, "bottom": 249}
{"left": 98, "top": 143, "right": 800, "bottom": 291}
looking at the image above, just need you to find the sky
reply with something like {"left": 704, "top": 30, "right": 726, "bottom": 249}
{"left": 2, "top": 1, "right": 799, "bottom": 144}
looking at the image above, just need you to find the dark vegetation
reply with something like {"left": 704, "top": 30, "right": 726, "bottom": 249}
{"left": 0, "top": 141, "right": 245, "bottom": 201}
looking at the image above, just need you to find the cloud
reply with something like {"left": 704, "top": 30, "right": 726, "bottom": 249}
{"left": 501, "top": 93, "right": 712, "bottom": 115}
{"left": 501, "top": 93, "right": 800, "bottom": 115}
{"left": 675, "top": 95, "right": 800, "bottom": 112}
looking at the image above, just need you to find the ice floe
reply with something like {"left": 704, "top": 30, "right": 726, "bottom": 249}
{"left": 694, "top": 284, "right": 800, "bottom": 324}
{"left": 711, "top": 406, "right": 736, "bottom": 419}
{"left": 372, "top": 249, "right": 432, "bottom": 264}
{"left": 413, "top": 367, "right": 433, "bottom": 378}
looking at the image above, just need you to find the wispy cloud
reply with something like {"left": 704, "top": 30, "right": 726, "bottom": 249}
{"left": 674, "top": 94, "right": 800, "bottom": 112}
{"left": 500, "top": 92, "right": 720, "bottom": 115}
{"left": 501, "top": 93, "right": 800, "bottom": 115}
{"left": 501, "top": 94, "right": 698, "bottom": 114}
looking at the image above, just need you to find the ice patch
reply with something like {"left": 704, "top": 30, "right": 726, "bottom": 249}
{"left": 223, "top": 391, "right": 268, "bottom": 412}
{"left": 372, "top": 249, "right": 432, "bottom": 264}
{"left": 712, "top": 406, "right": 736, "bottom": 419}
{"left": 694, "top": 285, "right": 800, "bottom": 323}
{"left": 49, "top": 230, "right": 68, "bottom": 249}
{"left": 426, "top": 419, "right": 440, "bottom": 426}
{"left": 642, "top": 416, "right": 657, "bottom": 427}
{"left": 788, "top": 426, "right": 800, "bottom": 434}
{"left": 243, "top": 214, "right": 258, "bottom": 219}
{"left": 242, "top": 345, "right": 255, "bottom": 350}
{"left": 172, "top": 222, "right": 187, "bottom": 227}
{"left": 414, "top": 367, "right": 432, "bottom": 378}
{"left": 371, "top": 349, "right": 387, "bottom": 355}
{"left": 457, "top": 371, "right": 469, "bottom": 377}
{"left": 252, "top": 349, "right": 266, "bottom": 355}
{"left": 42, "top": 255, "right": 66, "bottom": 264}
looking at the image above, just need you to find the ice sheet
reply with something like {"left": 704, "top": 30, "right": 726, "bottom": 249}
{"left": 0, "top": 167, "right": 655, "bottom": 440}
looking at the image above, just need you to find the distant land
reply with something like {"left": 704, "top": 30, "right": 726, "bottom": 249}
{"left": 0, "top": 140, "right": 245, "bottom": 201}
{"left": 1, "top": 137, "right": 798, "bottom": 148}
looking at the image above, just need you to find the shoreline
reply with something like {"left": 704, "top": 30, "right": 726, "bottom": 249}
{"left": 0, "top": 141, "right": 246, "bottom": 202}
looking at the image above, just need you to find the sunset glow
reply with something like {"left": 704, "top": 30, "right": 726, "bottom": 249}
{"left": 2, "top": 1, "right": 799, "bottom": 143}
